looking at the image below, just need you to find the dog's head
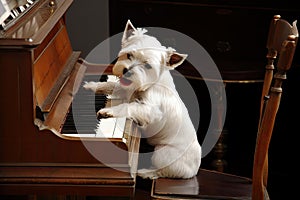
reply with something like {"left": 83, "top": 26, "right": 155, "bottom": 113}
{"left": 113, "top": 20, "right": 187, "bottom": 91}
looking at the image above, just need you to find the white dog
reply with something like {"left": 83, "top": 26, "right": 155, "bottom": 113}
{"left": 83, "top": 20, "right": 201, "bottom": 179}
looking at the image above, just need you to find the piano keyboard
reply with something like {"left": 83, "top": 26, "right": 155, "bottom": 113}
{"left": 61, "top": 74, "right": 127, "bottom": 138}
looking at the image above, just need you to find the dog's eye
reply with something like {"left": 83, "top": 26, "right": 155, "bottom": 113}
{"left": 127, "top": 53, "right": 133, "bottom": 60}
{"left": 144, "top": 63, "right": 152, "bottom": 69}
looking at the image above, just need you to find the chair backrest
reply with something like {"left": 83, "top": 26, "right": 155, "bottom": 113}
{"left": 252, "top": 15, "right": 298, "bottom": 200}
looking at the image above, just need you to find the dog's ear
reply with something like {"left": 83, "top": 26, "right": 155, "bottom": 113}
{"left": 122, "top": 20, "right": 137, "bottom": 44}
{"left": 166, "top": 50, "right": 188, "bottom": 69}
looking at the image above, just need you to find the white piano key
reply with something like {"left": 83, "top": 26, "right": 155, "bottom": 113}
{"left": 95, "top": 117, "right": 126, "bottom": 138}
{"left": 63, "top": 134, "right": 96, "bottom": 137}
{"left": 12, "top": 9, "right": 19, "bottom": 17}
{"left": 96, "top": 118, "right": 117, "bottom": 137}
{"left": 19, "top": 6, "right": 26, "bottom": 12}
{"left": 64, "top": 116, "right": 126, "bottom": 139}
{"left": 113, "top": 117, "right": 126, "bottom": 138}
{"left": 10, "top": 12, "right": 16, "bottom": 19}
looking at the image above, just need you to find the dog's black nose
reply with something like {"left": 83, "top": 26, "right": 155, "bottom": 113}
{"left": 123, "top": 68, "right": 128, "bottom": 75}
{"left": 123, "top": 68, "right": 132, "bottom": 77}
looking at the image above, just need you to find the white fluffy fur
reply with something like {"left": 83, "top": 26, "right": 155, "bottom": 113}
{"left": 83, "top": 20, "right": 201, "bottom": 179}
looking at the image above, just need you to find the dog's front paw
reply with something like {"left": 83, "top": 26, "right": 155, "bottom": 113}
{"left": 83, "top": 81, "right": 99, "bottom": 93}
{"left": 97, "top": 108, "right": 114, "bottom": 119}
{"left": 97, "top": 104, "right": 129, "bottom": 119}
{"left": 137, "top": 168, "right": 158, "bottom": 180}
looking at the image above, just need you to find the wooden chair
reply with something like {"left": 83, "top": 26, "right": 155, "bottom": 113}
{"left": 151, "top": 15, "right": 298, "bottom": 200}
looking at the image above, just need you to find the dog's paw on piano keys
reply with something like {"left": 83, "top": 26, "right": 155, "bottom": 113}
{"left": 96, "top": 104, "right": 128, "bottom": 119}
{"left": 97, "top": 108, "right": 114, "bottom": 119}
{"left": 98, "top": 102, "right": 133, "bottom": 118}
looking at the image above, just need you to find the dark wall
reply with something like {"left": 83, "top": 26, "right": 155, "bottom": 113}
{"left": 66, "top": 0, "right": 109, "bottom": 58}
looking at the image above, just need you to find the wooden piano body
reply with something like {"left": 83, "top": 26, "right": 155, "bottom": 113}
{"left": 0, "top": 0, "right": 140, "bottom": 198}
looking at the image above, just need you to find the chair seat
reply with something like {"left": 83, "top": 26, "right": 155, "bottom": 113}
{"left": 151, "top": 168, "right": 253, "bottom": 199}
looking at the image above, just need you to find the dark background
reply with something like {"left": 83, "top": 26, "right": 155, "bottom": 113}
{"left": 66, "top": 1, "right": 300, "bottom": 199}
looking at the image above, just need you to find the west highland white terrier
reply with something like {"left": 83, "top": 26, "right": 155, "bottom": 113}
{"left": 83, "top": 20, "right": 201, "bottom": 179}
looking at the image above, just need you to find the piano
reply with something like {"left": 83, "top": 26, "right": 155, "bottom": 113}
{"left": 0, "top": 0, "right": 141, "bottom": 199}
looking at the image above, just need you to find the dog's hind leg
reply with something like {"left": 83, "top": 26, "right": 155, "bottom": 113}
{"left": 137, "top": 168, "right": 159, "bottom": 180}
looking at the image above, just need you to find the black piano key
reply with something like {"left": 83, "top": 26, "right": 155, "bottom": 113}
{"left": 97, "top": 74, "right": 109, "bottom": 111}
